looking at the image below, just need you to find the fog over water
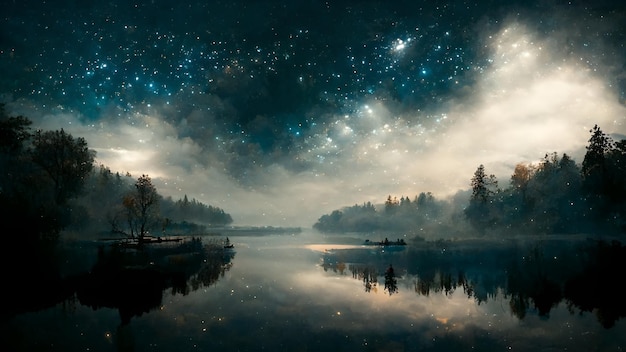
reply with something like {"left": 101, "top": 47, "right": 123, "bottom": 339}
{"left": 7, "top": 231, "right": 626, "bottom": 351}
{"left": 4, "top": 4, "right": 626, "bottom": 349}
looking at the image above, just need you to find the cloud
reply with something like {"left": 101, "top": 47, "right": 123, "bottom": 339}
{"left": 295, "top": 19, "right": 626, "bottom": 205}
{"left": 4, "top": 15, "right": 625, "bottom": 228}
{"left": 425, "top": 21, "right": 626, "bottom": 193}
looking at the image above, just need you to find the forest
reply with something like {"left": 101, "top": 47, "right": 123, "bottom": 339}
{"left": 314, "top": 125, "right": 626, "bottom": 237}
{"left": 0, "top": 105, "right": 232, "bottom": 249}
{"left": 4, "top": 100, "right": 626, "bottom": 249}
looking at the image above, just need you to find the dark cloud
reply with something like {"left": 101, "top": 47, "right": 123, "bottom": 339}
{"left": 1, "top": 0, "right": 625, "bottom": 225}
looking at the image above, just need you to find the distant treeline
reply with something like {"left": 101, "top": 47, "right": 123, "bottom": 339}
{"left": 314, "top": 125, "right": 626, "bottom": 237}
{"left": 161, "top": 195, "right": 233, "bottom": 229}
{"left": 0, "top": 106, "right": 232, "bottom": 247}
{"left": 69, "top": 166, "right": 233, "bottom": 235}
{"left": 314, "top": 193, "right": 449, "bottom": 234}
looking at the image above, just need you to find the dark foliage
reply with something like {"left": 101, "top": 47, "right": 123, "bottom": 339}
{"left": 3, "top": 238, "right": 235, "bottom": 324}
{"left": 0, "top": 106, "right": 95, "bottom": 246}
{"left": 314, "top": 193, "right": 445, "bottom": 233}
{"left": 322, "top": 237, "right": 626, "bottom": 328}
{"left": 160, "top": 194, "right": 233, "bottom": 228}
{"left": 1, "top": 107, "right": 233, "bottom": 249}
{"left": 314, "top": 125, "right": 626, "bottom": 236}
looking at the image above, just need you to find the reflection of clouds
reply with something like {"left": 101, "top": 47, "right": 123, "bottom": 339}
{"left": 290, "top": 268, "right": 518, "bottom": 334}
{"left": 224, "top": 236, "right": 506, "bottom": 333}
{"left": 149, "top": 234, "right": 626, "bottom": 350}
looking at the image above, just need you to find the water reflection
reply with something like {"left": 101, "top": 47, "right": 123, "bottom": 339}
{"left": 5, "top": 237, "right": 235, "bottom": 325}
{"left": 5, "top": 232, "right": 626, "bottom": 351}
{"left": 384, "top": 264, "right": 398, "bottom": 295}
{"left": 320, "top": 237, "right": 626, "bottom": 329}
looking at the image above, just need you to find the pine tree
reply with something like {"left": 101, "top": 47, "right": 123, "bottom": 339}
{"left": 470, "top": 165, "right": 497, "bottom": 203}
{"left": 581, "top": 125, "right": 613, "bottom": 183}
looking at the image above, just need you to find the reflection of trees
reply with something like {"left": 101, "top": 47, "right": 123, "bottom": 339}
{"left": 322, "top": 261, "right": 348, "bottom": 274}
{"left": 188, "top": 246, "right": 235, "bottom": 293}
{"left": 506, "top": 244, "right": 563, "bottom": 318}
{"left": 384, "top": 265, "right": 398, "bottom": 296}
{"left": 77, "top": 265, "right": 169, "bottom": 325}
{"left": 410, "top": 248, "right": 563, "bottom": 315}
{"left": 414, "top": 271, "right": 473, "bottom": 298}
{"left": 77, "top": 238, "right": 235, "bottom": 324}
{"left": 320, "top": 239, "right": 626, "bottom": 328}
{"left": 349, "top": 264, "right": 378, "bottom": 292}
{"left": 563, "top": 240, "right": 626, "bottom": 329}
{"left": 5, "top": 237, "right": 235, "bottom": 325}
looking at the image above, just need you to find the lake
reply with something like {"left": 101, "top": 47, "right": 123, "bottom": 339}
{"left": 3, "top": 230, "right": 625, "bottom": 351}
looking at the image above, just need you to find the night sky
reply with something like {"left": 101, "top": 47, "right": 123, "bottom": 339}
{"left": 2, "top": 0, "right": 625, "bottom": 226}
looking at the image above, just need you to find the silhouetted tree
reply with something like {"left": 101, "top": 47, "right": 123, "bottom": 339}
{"left": 384, "top": 195, "right": 399, "bottom": 214}
{"left": 112, "top": 174, "right": 160, "bottom": 241}
{"left": 581, "top": 125, "right": 613, "bottom": 196}
{"left": 313, "top": 210, "right": 344, "bottom": 232}
{"left": 607, "top": 139, "right": 626, "bottom": 201}
{"left": 1, "top": 110, "right": 98, "bottom": 244}
{"left": 384, "top": 264, "right": 398, "bottom": 295}
{"left": 31, "top": 128, "right": 95, "bottom": 204}
{"left": 470, "top": 164, "right": 498, "bottom": 203}
{"left": 510, "top": 162, "right": 536, "bottom": 211}
{"left": 522, "top": 153, "right": 582, "bottom": 232}
{"left": 0, "top": 107, "right": 31, "bottom": 152}
{"left": 133, "top": 174, "right": 159, "bottom": 241}
{"left": 161, "top": 195, "right": 233, "bottom": 226}
{"left": 605, "top": 140, "right": 626, "bottom": 229}
{"left": 465, "top": 165, "right": 499, "bottom": 232}
{"left": 415, "top": 191, "right": 440, "bottom": 221}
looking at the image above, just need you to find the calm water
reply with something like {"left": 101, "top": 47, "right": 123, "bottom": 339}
{"left": 3, "top": 230, "right": 625, "bottom": 351}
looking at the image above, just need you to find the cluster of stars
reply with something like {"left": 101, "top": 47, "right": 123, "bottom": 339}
{"left": 1, "top": 0, "right": 623, "bottom": 183}
{"left": 1, "top": 2, "right": 477, "bottom": 120}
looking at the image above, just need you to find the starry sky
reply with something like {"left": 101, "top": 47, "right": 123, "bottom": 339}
{"left": 1, "top": 0, "right": 625, "bottom": 226}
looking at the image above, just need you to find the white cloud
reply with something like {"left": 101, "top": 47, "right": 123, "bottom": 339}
{"left": 6, "top": 20, "right": 625, "bottom": 228}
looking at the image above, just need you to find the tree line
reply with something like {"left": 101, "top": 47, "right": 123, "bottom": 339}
{"left": 465, "top": 124, "right": 626, "bottom": 235}
{"left": 69, "top": 165, "right": 233, "bottom": 239}
{"left": 0, "top": 106, "right": 232, "bottom": 248}
{"left": 314, "top": 124, "right": 626, "bottom": 236}
{"left": 313, "top": 193, "right": 448, "bottom": 233}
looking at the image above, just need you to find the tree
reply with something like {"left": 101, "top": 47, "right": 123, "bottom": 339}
{"left": 114, "top": 174, "right": 160, "bottom": 242}
{"left": 30, "top": 128, "right": 95, "bottom": 204}
{"left": 581, "top": 125, "right": 613, "bottom": 193}
{"left": 470, "top": 164, "right": 498, "bottom": 203}
{"left": 415, "top": 192, "right": 439, "bottom": 221}
{"left": 133, "top": 174, "right": 159, "bottom": 241}
{"left": 384, "top": 264, "right": 398, "bottom": 295}
{"left": 526, "top": 153, "right": 583, "bottom": 233}
{"left": 465, "top": 165, "right": 499, "bottom": 232}
{"left": 313, "top": 210, "right": 344, "bottom": 232}
{"left": 384, "top": 195, "right": 399, "bottom": 213}
{"left": 416, "top": 192, "right": 435, "bottom": 207}
{"left": 606, "top": 139, "right": 626, "bottom": 202}
{"left": 0, "top": 109, "right": 32, "bottom": 152}
{"left": 510, "top": 163, "right": 535, "bottom": 205}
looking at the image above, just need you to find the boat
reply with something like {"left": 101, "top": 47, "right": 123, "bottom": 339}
{"left": 363, "top": 238, "right": 407, "bottom": 246}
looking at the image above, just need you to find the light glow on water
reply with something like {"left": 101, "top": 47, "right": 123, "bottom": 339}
{"left": 6, "top": 232, "right": 626, "bottom": 351}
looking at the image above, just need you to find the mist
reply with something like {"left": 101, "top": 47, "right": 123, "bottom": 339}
{"left": 3, "top": 13, "right": 625, "bottom": 228}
